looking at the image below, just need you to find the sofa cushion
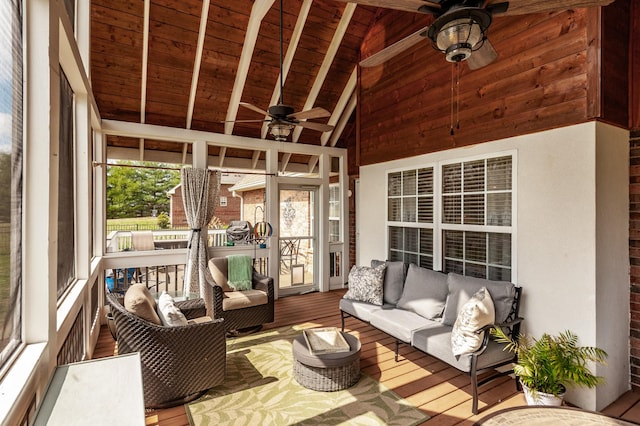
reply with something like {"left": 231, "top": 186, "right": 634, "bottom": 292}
{"left": 370, "top": 309, "right": 437, "bottom": 343}
{"left": 124, "top": 283, "right": 161, "bottom": 325}
{"left": 442, "top": 273, "right": 516, "bottom": 326}
{"left": 344, "top": 264, "right": 386, "bottom": 306}
{"left": 396, "top": 264, "right": 448, "bottom": 320}
{"left": 450, "top": 287, "right": 495, "bottom": 356}
{"left": 222, "top": 289, "right": 268, "bottom": 311}
{"left": 157, "top": 291, "right": 188, "bottom": 327}
{"left": 371, "top": 260, "right": 408, "bottom": 305}
{"left": 412, "top": 324, "right": 515, "bottom": 372}
{"left": 208, "top": 257, "right": 234, "bottom": 292}
{"left": 339, "top": 298, "right": 390, "bottom": 322}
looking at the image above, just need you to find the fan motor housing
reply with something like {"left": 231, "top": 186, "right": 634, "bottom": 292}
{"left": 269, "top": 104, "right": 295, "bottom": 118}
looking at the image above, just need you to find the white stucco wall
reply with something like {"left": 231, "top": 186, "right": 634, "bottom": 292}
{"left": 357, "top": 122, "right": 629, "bottom": 410}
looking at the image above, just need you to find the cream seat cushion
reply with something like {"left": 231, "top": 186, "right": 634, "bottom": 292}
{"left": 222, "top": 289, "right": 268, "bottom": 311}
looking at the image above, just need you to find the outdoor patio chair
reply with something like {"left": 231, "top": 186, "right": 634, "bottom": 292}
{"left": 106, "top": 292, "right": 226, "bottom": 408}
{"left": 207, "top": 256, "right": 275, "bottom": 333}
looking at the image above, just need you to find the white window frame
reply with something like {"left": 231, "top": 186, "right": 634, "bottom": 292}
{"left": 385, "top": 150, "right": 517, "bottom": 279}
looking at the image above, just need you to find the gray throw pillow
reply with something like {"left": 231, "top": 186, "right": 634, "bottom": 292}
{"left": 371, "top": 260, "right": 408, "bottom": 305}
{"left": 442, "top": 273, "right": 516, "bottom": 326}
{"left": 344, "top": 264, "right": 387, "bottom": 306}
{"left": 396, "top": 264, "right": 448, "bottom": 319}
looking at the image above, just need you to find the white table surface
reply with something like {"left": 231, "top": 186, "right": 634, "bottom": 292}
{"left": 34, "top": 353, "right": 145, "bottom": 426}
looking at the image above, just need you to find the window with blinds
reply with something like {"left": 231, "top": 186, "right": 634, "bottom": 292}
{"left": 441, "top": 155, "right": 512, "bottom": 279}
{"left": 387, "top": 167, "right": 434, "bottom": 266}
{"left": 386, "top": 155, "right": 513, "bottom": 280}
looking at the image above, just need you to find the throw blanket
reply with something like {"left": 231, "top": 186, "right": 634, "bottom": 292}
{"left": 227, "top": 255, "right": 252, "bottom": 291}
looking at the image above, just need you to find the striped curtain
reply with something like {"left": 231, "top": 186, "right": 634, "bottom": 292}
{"left": 181, "top": 168, "right": 220, "bottom": 316}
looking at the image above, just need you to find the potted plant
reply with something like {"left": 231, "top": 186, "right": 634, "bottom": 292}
{"left": 491, "top": 328, "right": 608, "bottom": 406}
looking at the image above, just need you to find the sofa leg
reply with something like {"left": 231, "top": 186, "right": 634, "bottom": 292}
{"left": 471, "top": 358, "right": 479, "bottom": 415}
{"left": 395, "top": 341, "right": 400, "bottom": 362}
{"left": 340, "top": 311, "right": 345, "bottom": 332}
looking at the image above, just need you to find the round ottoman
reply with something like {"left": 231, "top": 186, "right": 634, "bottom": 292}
{"left": 292, "top": 331, "right": 361, "bottom": 391}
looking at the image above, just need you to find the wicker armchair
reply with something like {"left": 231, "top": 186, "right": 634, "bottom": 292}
{"left": 106, "top": 293, "right": 226, "bottom": 408}
{"left": 208, "top": 257, "right": 275, "bottom": 333}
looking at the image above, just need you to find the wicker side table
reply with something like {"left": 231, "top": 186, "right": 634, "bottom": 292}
{"left": 292, "top": 331, "right": 361, "bottom": 392}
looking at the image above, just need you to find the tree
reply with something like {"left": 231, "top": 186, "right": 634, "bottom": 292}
{"left": 106, "top": 161, "right": 180, "bottom": 219}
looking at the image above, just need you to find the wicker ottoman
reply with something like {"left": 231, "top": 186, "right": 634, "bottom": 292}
{"left": 292, "top": 331, "right": 361, "bottom": 391}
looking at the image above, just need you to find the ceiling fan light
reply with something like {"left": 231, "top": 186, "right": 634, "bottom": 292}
{"left": 270, "top": 122, "right": 294, "bottom": 141}
{"left": 437, "top": 18, "right": 483, "bottom": 62}
{"left": 428, "top": 8, "right": 491, "bottom": 63}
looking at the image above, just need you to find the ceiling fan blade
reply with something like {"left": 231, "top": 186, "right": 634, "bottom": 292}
{"left": 360, "top": 25, "right": 430, "bottom": 68}
{"left": 467, "top": 39, "right": 498, "bottom": 70}
{"left": 330, "top": 0, "right": 440, "bottom": 14}
{"left": 491, "top": 0, "right": 614, "bottom": 16}
{"left": 294, "top": 121, "right": 335, "bottom": 133}
{"left": 239, "top": 102, "right": 270, "bottom": 116}
{"left": 288, "top": 107, "right": 331, "bottom": 120}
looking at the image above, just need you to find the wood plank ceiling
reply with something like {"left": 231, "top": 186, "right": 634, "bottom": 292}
{"left": 90, "top": 0, "right": 378, "bottom": 166}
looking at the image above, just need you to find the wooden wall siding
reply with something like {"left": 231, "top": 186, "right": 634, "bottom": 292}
{"left": 599, "top": 0, "right": 630, "bottom": 128}
{"left": 630, "top": 130, "right": 640, "bottom": 389}
{"left": 91, "top": 0, "right": 145, "bottom": 123}
{"left": 358, "top": 9, "right": 593, "bottom": 165}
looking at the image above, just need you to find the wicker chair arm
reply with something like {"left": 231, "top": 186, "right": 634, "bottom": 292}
{"left": 175, "top": 298, "right": 206, "bottom": 319}
{"left": 252, "top": 271, "right": 273, "bottom": 295}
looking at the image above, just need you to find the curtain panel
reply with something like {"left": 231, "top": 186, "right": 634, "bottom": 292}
{"left": 181, "top": 168, "right": 220, "bottom": 315}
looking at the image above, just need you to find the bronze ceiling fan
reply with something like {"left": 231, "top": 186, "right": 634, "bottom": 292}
{"left": 233, "top": 0, "right": 334, "bottom": 141}
{"left": 333, "top": 0, "right": 615, "bottom": 70}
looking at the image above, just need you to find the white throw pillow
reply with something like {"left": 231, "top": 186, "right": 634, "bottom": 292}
{"left": 157, "top": 291, "right": 188, "bottom": 327}
{"left": 451, "top": 287, "right": 495, "bottom": 356}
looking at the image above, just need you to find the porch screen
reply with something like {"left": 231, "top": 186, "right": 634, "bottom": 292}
{"left": 0, "top": 0, "right": 23, "bottom": 367}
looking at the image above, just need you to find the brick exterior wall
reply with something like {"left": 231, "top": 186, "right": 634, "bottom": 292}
{"left": 242, "top": 189, "right": 266, "bottom": 226}
{"left": 170, "top": 183, "right": 241, "bottom": 228}
{"left": 631, "top": 129, "right": 640, "bottom": 388}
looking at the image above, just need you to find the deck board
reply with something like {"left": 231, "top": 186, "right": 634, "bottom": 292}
{"left": 94, "top": 289, "right": 640, "bottom": 425}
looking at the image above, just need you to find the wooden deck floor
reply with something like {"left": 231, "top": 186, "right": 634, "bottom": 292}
{"left": 94, "top": 289, "right": 640, "bottom": 425}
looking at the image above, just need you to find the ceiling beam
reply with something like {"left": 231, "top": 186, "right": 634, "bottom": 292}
{"left": 186, "top": 0, "right": 211, "bottom": 129}
{"left": 261, "top": 0, "right": 313, "bottom": 139}
{"left": 291, "top": 3, "right": 356, "bottom": 143}
{"left": 328, "top": 90, "right": 356, "bottom": 147}
{"left": 321, "top": 66, "right": 356, "bottom": 146}
{"left": 224, "top": 0, "right": 275, "bottom": 135}
{"left": 102, "top": 119, "right": 346, "bottom": 156}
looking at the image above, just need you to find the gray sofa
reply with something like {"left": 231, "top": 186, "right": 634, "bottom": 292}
{"left": 340, "top": 261, "right": 523, "bottom": 414}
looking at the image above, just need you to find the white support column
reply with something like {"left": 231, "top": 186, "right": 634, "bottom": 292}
{"left": 192, "top": 140, "right": 208, "bottom": 169}
{"left": 318, "top": 153, "right": 330, "bottom": 292}
{"left": 265, "top": 147, "right": 280, "bottom": 297}
{"left": 339, "top": 153, "right": 349, "bottom": 286}
{"left": 24, "top": 0, "right": 59, "bottom": 362}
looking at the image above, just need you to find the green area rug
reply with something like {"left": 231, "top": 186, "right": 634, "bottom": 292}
{"left": 186, "top": 325, "right": 429, "bottom": 425}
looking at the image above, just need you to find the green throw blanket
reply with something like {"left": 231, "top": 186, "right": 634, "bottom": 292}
{"left": 227, "top": 255, "right": 252, "bottom": 291}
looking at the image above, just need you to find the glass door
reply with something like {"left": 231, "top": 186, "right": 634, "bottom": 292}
{"left": 278, "top": 186, "right": 317, "bottom": 295}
